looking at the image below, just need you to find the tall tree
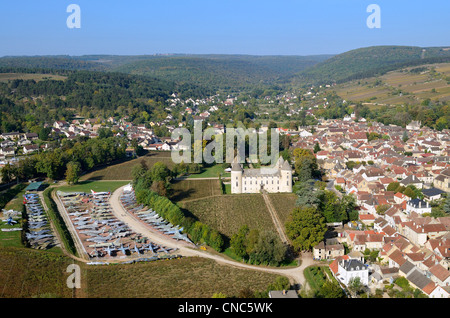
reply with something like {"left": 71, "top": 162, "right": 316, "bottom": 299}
{"left": 285, "top": 206, "right": 327, "bottom": 252}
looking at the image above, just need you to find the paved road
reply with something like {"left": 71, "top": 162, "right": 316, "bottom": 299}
{"left": 108, "top": 185, "right": 322, "bottom": 287}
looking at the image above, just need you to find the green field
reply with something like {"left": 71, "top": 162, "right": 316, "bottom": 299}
{"left": 181, "top": 194, "right": 276, "bottom": 238}
{"left": 0, "top": 246, "right": 282, "bottom": 298}
{"left": 0, "top": 73, "right": 67, "bottom": 82}
{"left": 170, "top": 179, "right": 222, "bottom": 202}
{"left": 57, "top": 180, "right": 130, "bottom": 193}
{"left": 187, "top": 164, "right": 230, "bottom": 179}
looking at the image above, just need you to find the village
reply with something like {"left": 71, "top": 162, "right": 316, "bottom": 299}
{"left": 0, "top": 89, "right": 449, "bottom": 298}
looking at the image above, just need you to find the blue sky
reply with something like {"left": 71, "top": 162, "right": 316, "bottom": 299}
{"left": 0, "top": 0, "right": 449, "bottom": 56}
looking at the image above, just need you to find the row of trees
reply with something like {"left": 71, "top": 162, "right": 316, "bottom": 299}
{"left": 132, "top": 161, "right": 224, "bottom": 252}
{"left": 1, "top": 136, "right": 128, "bottom": 184}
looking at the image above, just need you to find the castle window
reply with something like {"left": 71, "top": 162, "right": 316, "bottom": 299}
{"left": 236, "top": 182, "right": 238, "bottom": 187}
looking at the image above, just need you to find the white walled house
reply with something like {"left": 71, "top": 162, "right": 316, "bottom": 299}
{"left": 406, "top": 199, "right": 431, "bottom": 216}
{"left": 336, "top": 259, "right": 369, "bottom": 287}
{"left": 231, "top": 157, "right": 292, "bottom": 194}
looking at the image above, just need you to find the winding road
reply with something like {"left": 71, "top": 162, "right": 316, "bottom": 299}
{"left": 107, "top": 185, "right": 322, "bottom": 287}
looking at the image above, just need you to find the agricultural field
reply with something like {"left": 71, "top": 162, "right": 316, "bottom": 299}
{"left": 80, "top": 152, "right": 175, "bottom": 181}
{"left": 0, "top": 247, "right": 74, "bottom": 298}
{"left": 170, "top": 179, "right": 222, "bottom": 202}
{"left": 0, "top": 73, "right": 67, "bottom": 82}
{"left": 332, "top": 62, "right": 450, "bottom": 105}
{"left": 180, "top": 194, "right": 276, "bottom": 238}
{"left": 267, "top": 193, "right": 298, "bottom": 225}
{"left": 0, "top": 247, "right": 281, "bottom": 298}
{"left": 84, "top": 257, "right": 281, "bottom": 298}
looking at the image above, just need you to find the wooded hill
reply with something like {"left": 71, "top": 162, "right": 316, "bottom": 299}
{"left": 290, "top": 46, "right": 450, "bottom": 85}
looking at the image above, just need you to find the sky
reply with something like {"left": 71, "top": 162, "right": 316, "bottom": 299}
{"left": 0, "top": 0, "right": 449, "bottom": 57}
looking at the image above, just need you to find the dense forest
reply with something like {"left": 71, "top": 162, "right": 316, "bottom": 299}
{"left": 0, "top": 69, "right": 211, "bottom": 133}
{"left": 291, "top": 46, "right": 450, "bottom": 85}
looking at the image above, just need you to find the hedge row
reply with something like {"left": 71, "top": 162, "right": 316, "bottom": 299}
{"left": 134, "top": 183, "right": 224, "bottom": 252}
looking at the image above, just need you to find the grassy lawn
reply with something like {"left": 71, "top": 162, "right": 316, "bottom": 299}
{"left": 57, "top": 180, "right": 130, "bottom": 193}
{"left": 170, "top": 179, "right": 222, "bottom": 202}
{"left": 187, "top": 164, "right": 230, "bottom": 179}
{"left": 0, "top": 223, "right": 24, "bottom": 248}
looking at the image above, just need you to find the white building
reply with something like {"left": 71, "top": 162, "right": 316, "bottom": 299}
{"left": 406, "top": 199, "right": 431, "bottom": 216}
{"left": 336, "top": 259, "right": 369, "bottom": 286}
{"left": 231, "top": 157, "right": 292, "bottom": 194}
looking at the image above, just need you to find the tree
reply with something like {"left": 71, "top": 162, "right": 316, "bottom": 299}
{"left": 402, "top": 130, "right": 409, "bottom": 142}
{"left": 387, "top": 182, "right": 400, "bottom": 192}
{"left": 313, "top": 142, "right": 321, "bottom": 153}
{"left": 285, "top": 206, "right": 327, "bottom": 252}
{"left": 295, "top": 181, "right": 321, "bottom": 207}
{"left": 320, "top": 281, "right": 346, "bottom": 298}
{"left": 1, "top": 163, "right": 15, "bottom": 184}
{"left": 348, "top": 277, "right": 364, "bottom": 296}
{"left": 150, "top": 162, "right": 170, "bottom": 182}
{"left": 250, "top": 230, "right": 287, "bottom": 266}
{"left": 65, "top": 161, "right": 81, "bottom": 185}
{"left": 230, "top": 225, "right": 249, "bottom": 259}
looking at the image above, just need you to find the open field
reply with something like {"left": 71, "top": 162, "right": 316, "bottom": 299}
{"left": 0, "top": 246, "right": 281, "bottom": 298}
{"left": 84, "top": 256, "right": 281, "bottom": 298}
{"left": 0, "top": 247, "right": 74, "bottom": 298}
{"left": 187, "top": 164, "right": 230, "bottom": 179}
{"left": 267, "top": 193, "right": 298, "bottom": 225}
{"left": 332, "top": 62, "right": 450, "bottom": 105}
{"left": 80, "top": 152, "right": 175, "bottom": 181}
{"left": 180, "top": 194, "right": 276, "bottom": 238}
{"left": 170, "top": 179, "right": 222, "bottom": 202}
{"left": 57, "top": 180, "right": 130, "bottom": 193}
{"left": 0, "top": 73, "right": 67, "bottom": 82}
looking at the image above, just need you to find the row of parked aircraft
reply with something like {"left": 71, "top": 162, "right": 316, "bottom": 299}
{"left": 120, "top": 188, "right": 193, "bottom": 244}
{"left": 23, "top": 193, "right": 56, "bottom": 249}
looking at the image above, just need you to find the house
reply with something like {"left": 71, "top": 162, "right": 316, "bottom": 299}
{"left": 405, "top": 199, "right": 431, "bottom": 216}
{"left": 336, "top": 259, "right": 369, "bottom": 286}
{"left": 423, "top": 283, "right": 450, "bottom": 298}
{"left": 434, "top": 172, "right": 450, "bottom": 193}
{"left": 400, "top": 175, "right": 423, "bottom": 189}
{"left": 428, "top": 263, "right": 450, "bottom": 287}
{"left": 1, "top": 132, "right": 21, "bottom": 140}
{"left": 313, "top": 241, "right": 345, "bottom": 260}
{"left": 0, "top": 147, "right": 15, "bottom": 157}
{"left": 24, "top": 133, "right": 39, "bottom": 140}
{"left": 23, "top": 144, "right": 39, "bottom": 154}
{"left": 406, "top": 121, "right": 421, "bottom": 131}
{"left": 422, "top": 188, "right": 445, "bottom": 202}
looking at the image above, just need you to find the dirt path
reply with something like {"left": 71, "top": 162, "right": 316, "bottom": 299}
{"left": 262, "top": 192, "right": 289, "bottom": 244}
